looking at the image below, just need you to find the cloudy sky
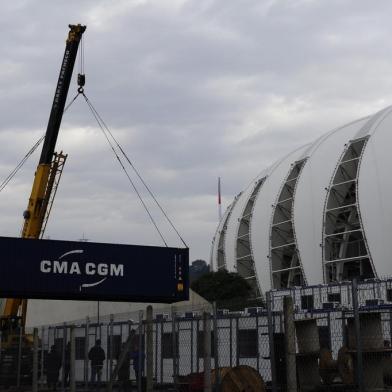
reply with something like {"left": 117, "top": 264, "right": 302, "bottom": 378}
{"left": 1, "top": 0, "right": 392, "bottom": 263}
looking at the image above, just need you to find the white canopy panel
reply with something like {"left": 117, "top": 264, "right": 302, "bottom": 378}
{"left": 358, "top": 106, "right": 392, "bottom": 278}
{"left": 251, "top": 145, "right": 309, "bottom": 292}
{"left": 295, "top": 118, "right": 368, "bottom": 285}
{"left": 223, "top": 186, "right": 255, "bottom": 272}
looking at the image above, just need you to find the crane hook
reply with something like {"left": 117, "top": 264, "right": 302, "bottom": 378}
{"left": 77, "top": 73, "right": 85, "bottom": 93}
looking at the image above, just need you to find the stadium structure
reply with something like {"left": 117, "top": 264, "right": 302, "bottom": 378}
{"left": 211, "top": 106, "right": 392, "bottom": 299}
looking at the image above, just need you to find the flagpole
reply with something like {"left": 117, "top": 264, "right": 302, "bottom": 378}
{"left": 218, "top": 177, "right": 222, "bottom": 221}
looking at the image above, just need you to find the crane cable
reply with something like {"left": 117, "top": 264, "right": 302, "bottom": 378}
{"left": 0, "top": 135, "right": 45, "bottom": 193}
{"left": 81, "top": 92, "right": 169, "bottom": 247}
{"left": 82, "top": 93, "right": 188, "bottom": 249}
{"left": 0, "top": 94, "right": 80, "bottom": 194}
{"left": 80, "top": 41, "right": 186, "bottom": 248}
{"left": 1, "top": 36, "right": 188, "bottom": 249}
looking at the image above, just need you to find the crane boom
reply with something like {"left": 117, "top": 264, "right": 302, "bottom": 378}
{"left": 2, "top": 24, "right": 86, "bottom": 323}
{"left": 39, "top": 25, "right": 86, "bottom": 165}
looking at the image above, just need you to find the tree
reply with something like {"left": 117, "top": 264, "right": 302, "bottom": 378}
{"left": 191, "top": 270, "right": 252, "bottom": 305}
{"left": 189, "top": 259, "right": 210, "bottom": 283}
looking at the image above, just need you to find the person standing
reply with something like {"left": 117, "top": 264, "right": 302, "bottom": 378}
{"left": 131, "top": 343, "right": 145, "bottom": 385}
{"left": 64, "top": 342, "right": 71, "bottom": 386}
{"left": 118, "top": 342, "right": 131, "bottom": 392}
{"left": 88, "top": 339, "right": 106, "bottom": 388}
{"left": 46, "top": 345, "right": 62, "bottom": 392}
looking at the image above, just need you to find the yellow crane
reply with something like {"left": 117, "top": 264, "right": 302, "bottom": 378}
{"left": 1, "top": 24, "right": 86, "bottom": 338}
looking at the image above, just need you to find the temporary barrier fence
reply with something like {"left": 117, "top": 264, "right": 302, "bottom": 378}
{"left": 2, "top": 279, "right": 392, "bottom": 391}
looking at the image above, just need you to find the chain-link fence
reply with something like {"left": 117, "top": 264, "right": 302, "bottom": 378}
{"left": 3, "top": 279, "right": 392, "bottom": 391}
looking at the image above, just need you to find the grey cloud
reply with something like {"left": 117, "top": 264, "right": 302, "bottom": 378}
{"left": 2, "top": 0, "right": 392, "bottom": 261}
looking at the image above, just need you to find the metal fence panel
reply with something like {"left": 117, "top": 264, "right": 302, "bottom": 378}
{"left": 7, "top": 279, "right": 392, "bottom": 391}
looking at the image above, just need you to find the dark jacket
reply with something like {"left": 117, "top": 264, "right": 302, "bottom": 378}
{"left": 64, "top": 344, "right": 71, "bottom": 370}
{"left": 46, "top": 349, "right": 62, "bottom": 382}
{"left": 130, "top": 349, "right": 145, "bottom": 372}
{"left": 118, "top": 351, "right": 131, "bottom": 381}
{"left": 88, "top": 345, "right": 105, "bottom": 368}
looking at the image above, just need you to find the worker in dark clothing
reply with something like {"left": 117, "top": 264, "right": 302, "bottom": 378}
{"left": 46, "top": 345, "right": 62, "bottom": 391}
{"left": 64, "top": 342, "right": 71, "bottom": 386}
{"left": 131, "top": 343, "right": 145, "bottom": 385}
{"left": 88, "top": 339, "right": 106, "bottom": 387}
{"left": 118, "top": 342, "right": 131, "bottom": 392}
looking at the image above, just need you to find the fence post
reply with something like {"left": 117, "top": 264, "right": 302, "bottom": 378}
{"left": 190, "top": 317, "right": 194, "bottom": 374}
{"left": 235, "top": 317, "right": 239, "bottom": 367}
{"left": 283, "top": 295, "right": 297, "bottom": 392}
{"left": 70, "top": 325, "right": 76, "bottom": 392}
{"left": 109, "top": 314, "right": 114, "bottom": 384}
{"left": 171, "top": 308, "right": 177, "bottom": 390}
{"left": 352, "top": 278, "right": 364, "bottom": 392}
{"left": 16, "top": 322, "right": 23, "bottom": 388}
{"left": 160, "top": 318, "right": 164, "bottom": 384}
{"left": 229, "top": 318, "right": 232, "bottom": 368}
{"left": 146, "top": 305, "right": 153, "bottom": 392}
{"left": 138, "top": 310, "right": 143, "bottom": 392}
{"left": 197, "top": 319, "right": 200, "bottom": 373}
{"left": 40, "top": 327, "right": 45, "bottom": 388}
{"left": 85, "top": 317, "right": 90, "bottom": 390}
{"left": 266, "top": 291, "right": 277, "bottom": 392}
{"left": 33, "top": 327, "right": 38, "bottom": 392}
{"left": 61, "top": 323, "right": 67, "bottom": 392}
{"left": 203, "top": 311, "right": 212, "bottom": 392}
{"left": 212, "top": 302, "right": 220, "bottom": 392}
{"left": 154, "top": 317, "right": 158, "bottom": 382}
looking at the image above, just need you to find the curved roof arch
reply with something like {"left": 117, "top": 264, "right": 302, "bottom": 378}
{"left": 295, "top": 117, "right": 369, "bottom": 285}
{"left": 358, "top": 106, "right": 392, "bottom": 278}
{"left": 251, "top": 144, "right": 309, "bottom": 292}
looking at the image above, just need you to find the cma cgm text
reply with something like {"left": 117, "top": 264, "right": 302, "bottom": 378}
{"left": 40, "top": 260, "right": 124, "bottom": 276}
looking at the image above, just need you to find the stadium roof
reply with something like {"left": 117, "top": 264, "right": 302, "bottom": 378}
{"left": 211, "top": 106, "right": 392, "bottom": 298}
